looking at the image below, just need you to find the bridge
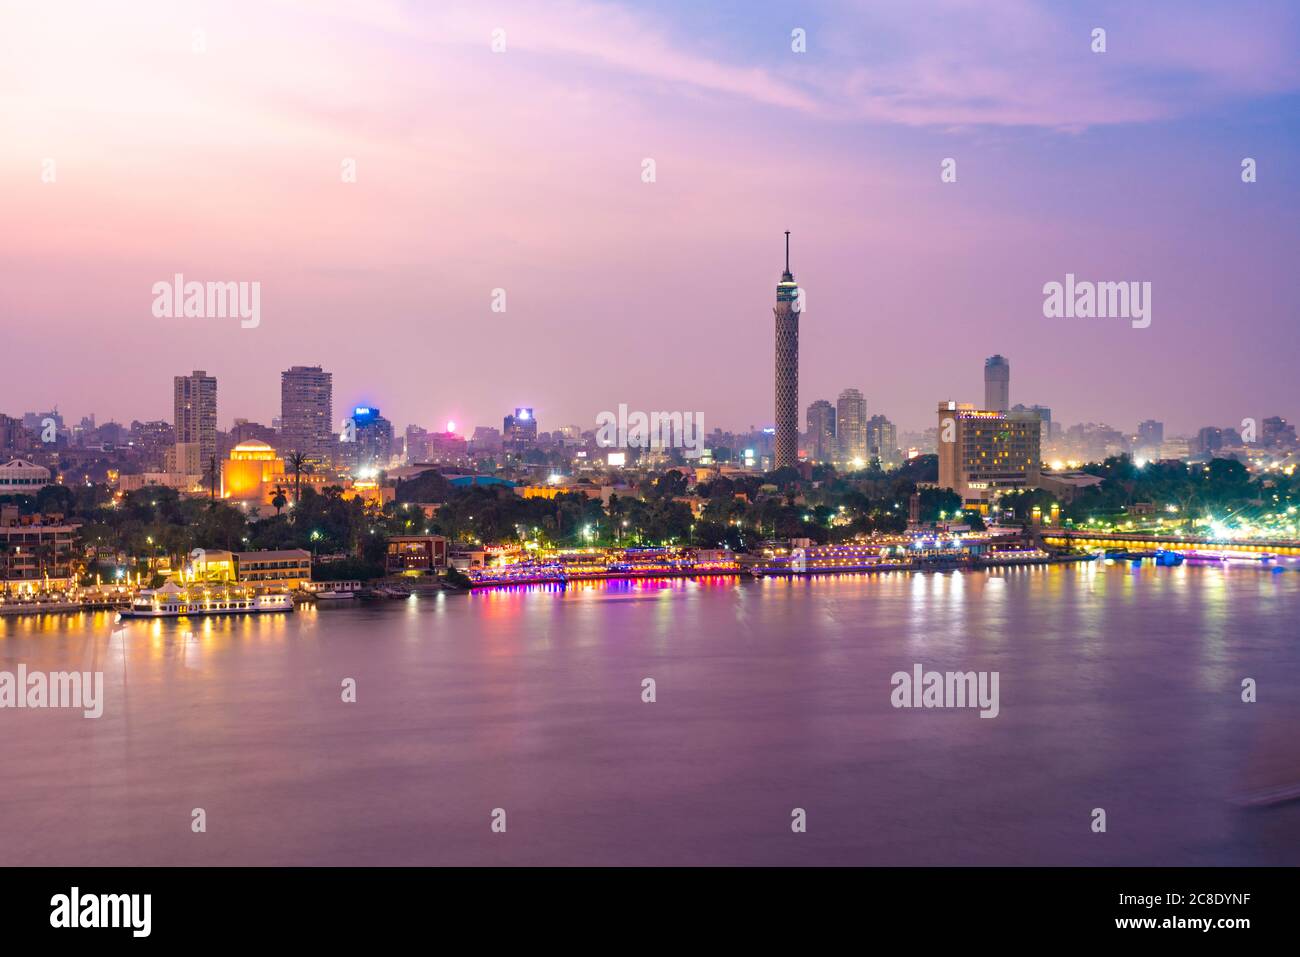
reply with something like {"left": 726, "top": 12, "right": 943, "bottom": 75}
{"left": 1040, "top": 527, "right": 1300, "bottom": 557}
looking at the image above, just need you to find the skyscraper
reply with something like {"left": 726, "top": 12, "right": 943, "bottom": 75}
{"left": 503, "top": 408, "right": 538, "bottom": 453}
{"left": 866, "top": 414, "right": 899, "bottom": 467}
{"left": 984, "top": 355, "right": 1010, "bottom": 412}
{"left": 836, "top": 388, "right": 867, "bottom": 466}
{"left": 774, "top": 231, "right": 800, "bottom": 469}
{"left": 280, "top": 365, "right": 333, "bottom": 460}
{"left": 173, "top": 370, "right": 217, "bottom": 475}
{"left": 806, "top": 399, "right": 836, "bottom": 464}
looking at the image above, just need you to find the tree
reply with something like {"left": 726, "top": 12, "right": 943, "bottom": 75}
{"left": 271, "top": 486, "right": 288, "bottom": 516}
{"left": 286, "top": 451, "right": 310, "bottom": 505}
{"left": 203, "top": 455, "right": 219, "bottom": 505}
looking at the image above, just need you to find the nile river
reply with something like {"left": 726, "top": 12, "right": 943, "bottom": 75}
{"left": 2, "top": 562, "right": 1298, "bottom": 866}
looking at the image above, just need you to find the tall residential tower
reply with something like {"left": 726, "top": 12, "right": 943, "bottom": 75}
{"left": 173, "top": 370, "right": 217, "bottom": 475}
{"left": 280, "top": 365, "right": 334, "bottom": 460}
{"left": 774, "top": 232, "right": 800, "bottom": 469}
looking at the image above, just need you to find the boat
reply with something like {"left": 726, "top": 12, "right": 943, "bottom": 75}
{"left": 309, "top": 580, "right": 363, "bottom": 601}
{"left": 117, "top": 581, "right": 294, "bottom": 619}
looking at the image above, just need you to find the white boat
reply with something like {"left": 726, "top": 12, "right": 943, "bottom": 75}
{"left": 305, "top": 580, "right": 363, "bottom": 601}
{"left": 117, "top": 581, "right": 294, "bottom": 619}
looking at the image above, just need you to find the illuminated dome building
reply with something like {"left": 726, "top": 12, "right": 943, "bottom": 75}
{"left": 221, "top": 440, "right": 286, "bottom": 504}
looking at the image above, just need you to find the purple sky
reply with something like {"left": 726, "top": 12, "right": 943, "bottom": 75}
{"left": 1, "top": 0, "right": 1298, "bottom": 436}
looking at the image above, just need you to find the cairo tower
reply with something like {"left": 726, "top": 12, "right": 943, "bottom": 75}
{"left": 774, "top": 231, "right": 800, "bottom": 469}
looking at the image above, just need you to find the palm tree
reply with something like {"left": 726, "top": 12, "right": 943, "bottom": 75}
{"left": 271, "top": 486, "right": 288, "bottom": 517}
{"left": 203, "top": 455, "right": 219, "bottom": 506}
{"left": 286, "top": 451, "right": 309, "bottom": 505}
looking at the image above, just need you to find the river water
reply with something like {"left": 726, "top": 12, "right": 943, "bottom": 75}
{"left": 2, "top": 562, "right": 1298, "bottom": 865}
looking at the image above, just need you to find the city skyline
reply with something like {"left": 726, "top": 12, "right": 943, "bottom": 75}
{"left": 2, "top": 1, "right": 1298, "bottom": 435}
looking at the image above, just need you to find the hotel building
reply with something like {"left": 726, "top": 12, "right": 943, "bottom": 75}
{"left": 936, "top": 402, "right": 1042, "bottom": 510}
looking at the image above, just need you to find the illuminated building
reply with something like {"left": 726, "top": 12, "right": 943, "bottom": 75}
{"left": 0, "top": 507, "right": 77, "bottom": 591}
{"left": 984, "top": 355, "right": 1010, "bottom": 412}
{"left": 774, "top": 231, "right": 800, "bottom": 469}
{"left": 173, "top": 370, "right": 217, "bottom": 474}
{"left": 233, "top": 549, "right": 312, "bottom": 588}
{"left": 0, "top": 458, "right": 52, "bottom": 494}
{"left": 280, "top": 365, "right": 333, "bottom": 460}
{"left": 386, "top": 535, "right": 449, "bottom": 574}
{"left": 341, "top": 478, "right": 393, "bottom": 508}
{"left": 806, "top": 400, "right": 836, "bottom": 464}
{"left": 936, "top": 401, "right": 1042, "bottom": 509}
{"left": 503, "top": 408, "right": 538, "bottom": 452}
{"left": 836, "top": 389, "right": 867, "bottom": 465}
{"left": 348, "top": 406, "right": 394, "bottom": 468}
{"left": 220, "top": 440, "right": 286, "bottom": 504}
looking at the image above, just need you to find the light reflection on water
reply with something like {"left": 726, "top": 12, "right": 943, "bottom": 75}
{"left": 1, "top": 563, "right": 1298, "bottom": 866}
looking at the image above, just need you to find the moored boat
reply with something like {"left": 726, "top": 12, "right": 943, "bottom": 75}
{"left": 117, "top": 581, "right": 294, "bottom": 619}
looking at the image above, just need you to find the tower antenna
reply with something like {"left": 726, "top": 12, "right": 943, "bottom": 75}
{"left": 784, "top": 231, "right": 790, "bottom": 273}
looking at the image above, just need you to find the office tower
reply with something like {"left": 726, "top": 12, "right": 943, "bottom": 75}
{"left": 984, "top": 355, "right": 1010, "bottom": 412}
{"left": 806, "top": 400, "right": 836, "bottom": 464}
{"left": 1137, "top": 420, "right": 1164, "bottom": 447}
{"left": 503, "top": 408, "right": 538, "bottom": 452}
{"left": 866, "top": 414, "right": 899, "bottom": 467}
{"left": 1261, "top": 416, "right": 1296, "bottom": 449}
{"left": 1136, "top": 419, "right": 1164, "bottom": 459}
{"left": 836, "top": 389, "right": 867, "bottom": 466}
{"left": 470, "top": 426, "right": 503, "bottom": 455}
{"left": 347, "top": 406, "right": 394, "bottom": 468}
{"left": 936, "top": 401, "right": 1041, "bottom": 509}
{"left": 774, "top": 231, "right": 800, "bottom": 469}
{"left": 173, "top": 370, "right": 217, "bottom": 475}
{"left": 280, "top": 365, "right": 334, "bottom": 460}
{"left": 1194, "top": 427, "right": 1225, "bottom": 455}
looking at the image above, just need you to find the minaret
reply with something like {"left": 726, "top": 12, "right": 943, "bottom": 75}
{"left": 774, "top": 231, "right": 800, "bottom": 469}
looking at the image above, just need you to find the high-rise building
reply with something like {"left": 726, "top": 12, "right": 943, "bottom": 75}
{"left": 806, "top": 400, "right": 836, "bottom": 464}
{"left": 866, "top": 414, "right": 899, "bottom": 468}
{"left": 984, "top": 355, "right": 1010, "bottom": 412}
{"left": 773, "top": 232, "right": 800, "bottom": 469}
{"left": 348, "top": 406, "right": 393, "bottom": 469}
{"left": 836, "top": 389, "right": 867, "bottom": 466}
{"left": 405, "top": 425, "right": 431, "bottom": 464}
{"left": 1136, "top": 419, "right": 1164, "bottom": 459}
{"left": 280, "top": 365, "right": 334, "bottom": 460}
{"left": 173, "top": 370, "right": 217, "bottom": 475}
{"left": 503, "top": 408, "right": 538, "bottom": 453}
{"left": 936, "top": 401, "right": 1041, "bottom": 509}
